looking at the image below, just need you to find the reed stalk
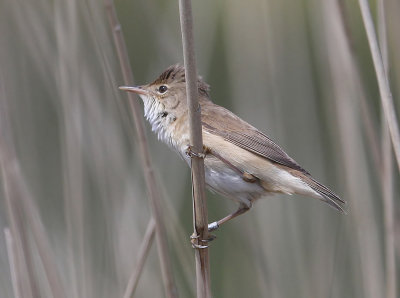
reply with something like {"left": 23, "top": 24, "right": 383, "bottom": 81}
{"left": 323, "top": 1, "right": 384, "bottom": 296}
{"left": 377, "top": 1, "right": 397, "bottom": 297}
{"left": 357, "top": 0, "right": 400, "bottom": 173}
{"left": 104, "top": 1, "right": 178, "bottom": 297}
{"left": 0, "top": 82, "right": 65, "bottom": 298}
{"left": 123, "top": 218, "right": 156, "bottom": 298}
{"left": 178, "top": 0, "right": 211, "bottom": 297}
{"left": 4, "top": 228, "right": 21, "bottom": 298}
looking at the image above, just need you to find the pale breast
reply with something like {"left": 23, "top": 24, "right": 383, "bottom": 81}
{"left": 203, "top": 155, "right": 265, "bottom": 207}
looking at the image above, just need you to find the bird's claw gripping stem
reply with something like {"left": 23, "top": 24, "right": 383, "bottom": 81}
{"left": 190, "top": 231, "right": 216, "bottom": 249}
{"left": 185, "top": 145, "right": 210, "bottom": 159}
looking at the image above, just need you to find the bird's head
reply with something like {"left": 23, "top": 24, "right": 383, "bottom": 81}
{"left": 119, "top": 64, "right": 209, "bottom": 122}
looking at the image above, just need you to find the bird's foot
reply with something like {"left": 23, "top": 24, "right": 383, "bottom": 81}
{"left": 185, "top": 145, "right": 211, "bottom": 159}
{"left": 190, "top": 232, "right": 216, "bottom": 249}
{"left": 203, "top": 234, "right": 217, "bottom": 242}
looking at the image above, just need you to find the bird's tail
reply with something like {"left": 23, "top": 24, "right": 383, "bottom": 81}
{"left": 303, "top": 175, "right": 346, "bottom": 213}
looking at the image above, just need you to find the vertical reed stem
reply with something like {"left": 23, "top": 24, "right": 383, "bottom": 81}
{"left": 377, "top": 1, "right": 397, "bottom": 297}
{"left": 357, "top": 0, "right": 400, "bottom": 173}
{"left": 178, "top": 1, "right": 211, "bottom": 297}
{"left": 0, "top": 81, "right": 65, "bottom": 298}
{"left": 123, "top": 218, "right": 156, "bottom": 298}
{"left": 104, "top": 1, "right": 178, "bottom": 297}
{"left": 4, "top": 228, "right": 21, "bottom": 298}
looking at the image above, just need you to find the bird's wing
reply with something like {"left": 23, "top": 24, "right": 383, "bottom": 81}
{"left": 201, "top": 104, "right": 346, "bottom": 210}
{"left": 201, "top": 105, "right": 309, "bottom": 174}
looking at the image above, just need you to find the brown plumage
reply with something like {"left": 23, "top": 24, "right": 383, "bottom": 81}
{"left": 201, "top": 105, "right": 345, "bottom": 212}
{"left": 150, "top": 64, "right": 210, "bottom": 96}
{"left": 120, "top": 64, "right": 346, "bottom": 231}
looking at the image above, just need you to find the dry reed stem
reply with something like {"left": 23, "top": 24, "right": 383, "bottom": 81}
{"left": 377, "top": 1, "right": 397, "bottom": 297}
{"left": 337, "top": 0, "right": 382, "bottom": 178}
{"left": 15, "top": 173, "right": 66, "bottom": 298}
{"left": 0, "top": 82, "right": 65, "bottom": 298}
{"left": 54, "top": 2, "right": 86, "bottom": 295}
{"left": 339, "top": 3, "right": 399, "bottom": 292}
{"left": 1, "top": 163, "right": 36, "bottom": 298}
{"left": 381, "top": 117, "right": 396, "bottom": 298}
{"left": 325, "top": 1, "right": 384, "bottom": 296}
{"left": 123, "top": 218, "right": 156, "bottom": 298}
{"left": 178, "top": 0, "right": 211, "bottom": 297}
{"left": 0, "top": 117, "right": 65, "bottom": 298}
{"left": 4, "top": 228, "right": 21, "bottom": 298}
{"left": 357, "top": 0, "right": 400, "bottom": 173}
{"left": 0, "top": 85, "right": 35, "bottom": 298}
{"left": 104, "top": 1, "right": 178, "bottom": 297}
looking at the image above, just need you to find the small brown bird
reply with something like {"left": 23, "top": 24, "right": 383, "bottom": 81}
{"left": 120, "top": 65, "right": 345, "bottom": 231}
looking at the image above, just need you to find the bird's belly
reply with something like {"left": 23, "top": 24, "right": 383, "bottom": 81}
{"left": 204, "top": 161, "right": 265, "bottom": 207}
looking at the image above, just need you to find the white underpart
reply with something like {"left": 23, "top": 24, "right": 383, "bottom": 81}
{"left": 205, "top": 159, "right": 321, "bottom": 207}
{"left": 204, "top": 166, "right": 265, "bottom": 207}
{"left": 262, "top": 164, "right": 320, "bottom": 198}
{"left": 140, "top": 95, "right": 177, "bottom": 149}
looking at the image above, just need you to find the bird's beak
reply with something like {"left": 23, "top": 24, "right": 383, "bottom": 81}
{"left": 119, "top": 86, "right": 148, "bottom": 95}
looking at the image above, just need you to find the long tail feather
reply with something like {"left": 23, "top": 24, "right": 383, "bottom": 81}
{"left": 303, "top": 175, "right": 347, "bottom": 213}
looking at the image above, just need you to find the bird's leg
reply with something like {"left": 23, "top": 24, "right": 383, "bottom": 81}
{"left": 185, "top": 144, "right": 211, "bottom": 159}
{"left": 208, "top": 203, "right": 251, "bottom": 232}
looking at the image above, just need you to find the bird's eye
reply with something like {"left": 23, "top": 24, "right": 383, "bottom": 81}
{"left": 158, "top": 85, "right": 168, "bottom": 94}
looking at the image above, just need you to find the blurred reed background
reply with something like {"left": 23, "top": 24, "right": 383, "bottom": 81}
{"left": 0, "top": 0, "right": 399, "bottom": 297}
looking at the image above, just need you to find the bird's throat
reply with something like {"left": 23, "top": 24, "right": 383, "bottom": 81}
{"left": 141, "top": 95, "right": 188, "bottom": 154}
